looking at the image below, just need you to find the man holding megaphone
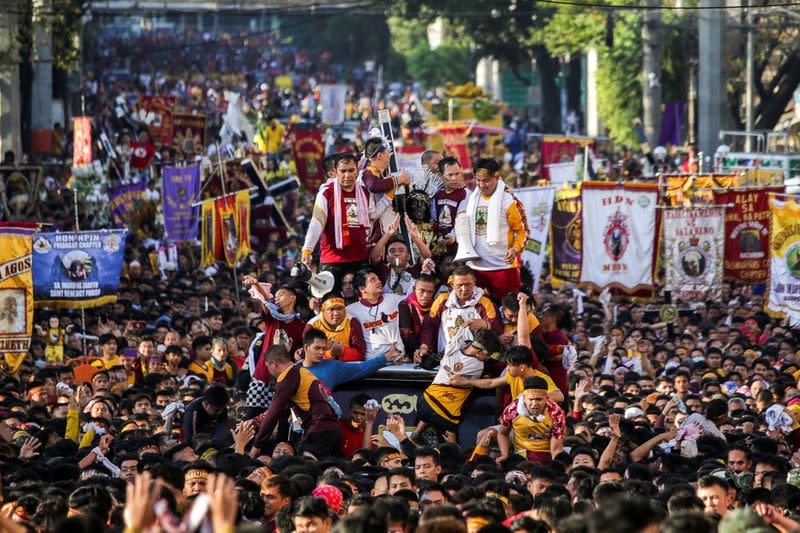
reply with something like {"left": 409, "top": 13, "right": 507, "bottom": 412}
{"left": 301, "top": 154, "right": 376, "bottom": 289}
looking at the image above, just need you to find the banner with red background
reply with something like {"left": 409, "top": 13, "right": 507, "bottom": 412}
{"left": 73, "top": 117, "right": 92, "bottom": 166}
{"left": 540, "top": 136, "right": 595, "bottom": 181}
{"left": 139, "top": 96, "right": 176, "bottom": 146}
{"left": 438, "top": 124, "right": 472, "bottom": 170}
{"left": 292, "top": 130, "right": 326, "bottom": 191}
{"left": 714, "top": 187, "right": 784, "bottom": 283}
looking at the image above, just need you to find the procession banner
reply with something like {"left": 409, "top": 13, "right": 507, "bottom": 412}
{"left": 234, "top": 190, "right": 252, "bottom": 261}
{"left": 319, "top": 84, "right": 347, "bottom": 125}
{"left": 108, "top": 181, "right": 146, "bottom": 227}
{"left": 438, "top": 124, "right": 472, "bottom": 171}
{"left": 32, "top": 230, "right": 128, "bottom": 309}
{"left": 162, "top": 165, "right": 201, "bottom": 241}
{"left": 211, "top": 192, "right": 251, "bottom": 267}
{"left": 766, "top": 197, "right": 800, "bottom": 324}
{"left": 739, "top": 169, "right": 784, "bottom": 187}
{"left": 550, "top": 188, "right": 582, "bottom": 287}
{"left": 539, "top": 136, "right": 595, "bottom": 181}
{"left": 171, "top": 112, "right": 206, "bottom": 160}
{"left": 714, "top": 187, "right": 783, "bottom": 283}
{"left": 292, "top": 129, "right": 326, "bottom": 191}
{"left": 663, "top": 207, "right": 725, "bottom": 301}
{"left": 139, "top": 95, "right": 176, "bottom": 145}
{"left": 513, "top": 187, "right": 555, "bottom": 293}
{"left": 200, "top": 200, "right": 216, "bottom": 268}
{"left": 72, "top": 116, "right": 92, "bottom": 167}
{"left": 663, "top": 174, "right": 735, "bottom": 206}
{"left": 579, "top": 182, "right": 660, "bottom": 296}
{"left": 0, "top": 224, "right": 35, "bottom": 375}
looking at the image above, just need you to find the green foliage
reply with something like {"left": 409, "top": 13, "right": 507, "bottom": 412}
{"left": 406, "top": 42, "right": 470, "bottom": 88}
{"left": 472, "top": 98, "right": 499, "bottom": 121}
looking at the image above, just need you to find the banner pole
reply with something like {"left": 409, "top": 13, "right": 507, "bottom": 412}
{"left": 72, "top": 176, "right": 87, "bottom": 355}
{"left": 216, "top": 143, "right": 242, "bottom": 311}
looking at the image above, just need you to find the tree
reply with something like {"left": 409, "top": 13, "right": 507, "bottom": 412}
{"left": 406, "top": 42, "right": 470, "bottom": 88}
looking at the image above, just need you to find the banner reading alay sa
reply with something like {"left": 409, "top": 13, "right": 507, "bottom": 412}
{"left": 714, "top": 187, "right": 783, "bottom": 283}
{"left": 292, "top": 129, "right": 325, "bottom": 191}
{"left": 663, "top": 207, "right": 725, "bottom": 301}
{"left": 32, "top": 230, "right": 128, "bottom": 309}
{"left": 579, "top": 182, "right": 660, "bottom": 296}
{"left": 0, "top": 224, "right": 35, "bottom": 375}
{"left": 512, "top": 186, "right": 555, "bottom": 293}
{"left": 767, "top": 197, "right": 800, "bottom": 325}
{"left": 549, "top": 188, "right": 582, "bottom": 287}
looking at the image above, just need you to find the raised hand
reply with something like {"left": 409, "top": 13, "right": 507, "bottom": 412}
{"left": 231, "top": 420, "right": 256, "bottom": 454}
{"left": 207, "top": 474, "right": 238, "bottom": 533}
{"left": 124, "top": 472, "right": 163, "bottom": 531}
{"left": 608, "top": 413, "right": 621, "bottom": 439}
{"left": 19, "top": 437, "right": 41, "bottom": 461}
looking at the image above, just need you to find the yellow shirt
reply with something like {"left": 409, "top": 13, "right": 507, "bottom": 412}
{"left": 92, "top": 356, "right": 120, "bottom": 369}
{"left": 506, "top": 370, "right": 558, "bottom": 400}
{"left": 423, "top": 384, "right": 472, "bottom": 424}
{"left": 188, "top": 360, "right": 214, "bottom": 381}
{"left": 265, "top": 123, "right": 286, "bottom": 153}
{"left": 503, "top": 313, "right": 540, "bottom": 335}
{"left": 511, "top": 409, "right": 555, "bottom": 453}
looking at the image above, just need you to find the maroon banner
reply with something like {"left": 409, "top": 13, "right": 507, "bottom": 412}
{"left": 171, "top": 112, "right": 206, "bottom": 160}
{"left": 714, "top": 187, "right": 783, "bottom": 283}
{"left": 539, "top": 136, "right": 595, "bottom": 181}
{"left": 139, "top": 96, "right": 176, "bottom": 146}
{"left": 292, "top": 129, "right": 325, "bottom": 191}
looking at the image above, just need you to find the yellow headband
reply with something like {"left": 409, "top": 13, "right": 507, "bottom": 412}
{"left": 201, "top": 448, "right": 218, "bottom": 461}
{"left": 475, "top": 168, "right": 498, "bottom": 179}
{"left": 322, "top": 298, "right": 346, "bottom": 310}
{"left": 523, "top": 388, "right": 548, "bottom": 395}
{"left": 27, "top": 386, "right": 45, "bottom": 398}
{"left": 467, "top": 517, "right": 490, "bottom": 530}
{"left": 381, "top": 453, "right": 402, "bottom": 463}
{"left": 185, "top": 470, "right": 209, "bottom": 481}
{"left": 485, "top": 492, "right": 509, "bottom": 505}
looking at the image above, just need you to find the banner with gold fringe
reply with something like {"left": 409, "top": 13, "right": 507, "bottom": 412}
{"left": 0, "top": 223, "right": 35, "bottom": 376}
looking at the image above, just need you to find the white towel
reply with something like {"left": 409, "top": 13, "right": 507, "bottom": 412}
{"left": 333, "top": 180, "right": 369, "bottom": 249}
{"left": 466, "top": 178, "right": 507, "bottom": 246}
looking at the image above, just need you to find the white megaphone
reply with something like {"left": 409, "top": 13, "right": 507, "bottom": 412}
{"left": 453, "top": 212, "right": 480, "bottom": 263}
{"left": 290, "top": 263, "right": 335, "bottom": 298}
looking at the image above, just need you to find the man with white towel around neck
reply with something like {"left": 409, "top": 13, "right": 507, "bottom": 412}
{"left": 458, "top": 157, "right": 529, "bottom": 302}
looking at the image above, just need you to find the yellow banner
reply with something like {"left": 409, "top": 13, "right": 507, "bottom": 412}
{"left": 274, "top": 75, "right": 293, "bottom": 90}
{"left": 200, "top": 200, "right": 216, "bottom": 268}
{"left": 235, "top": 190, "right": 252, "bottom": 261}
{"left": 767, "top": 197, "right": 800, "bottom": 323}
{"left": 0, "top": 225, "right": 35, "bottom": 375}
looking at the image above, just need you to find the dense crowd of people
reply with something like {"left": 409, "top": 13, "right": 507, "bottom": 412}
{"left": 2, "top": 21, "right": 795, "bottom": 533}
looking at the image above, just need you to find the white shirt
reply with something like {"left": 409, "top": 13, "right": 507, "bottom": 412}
{"left": 346, "top": 294, "right": 406, "bottom": 360}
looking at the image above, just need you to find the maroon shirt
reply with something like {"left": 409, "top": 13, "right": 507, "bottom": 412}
{"left": 431, "top": 187, "right": 468, "bottom": 237}
{"left": 541, "top": 329, "right": 570, "bottom": 395}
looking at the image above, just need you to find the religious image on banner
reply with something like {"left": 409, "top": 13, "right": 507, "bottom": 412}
{"left": 292, "top": 130, "right": 325, "bottom": 191}
{"left": 138, "top": 96, "right": 177, "bottom": 145}
{"left": 579, "top": 183, "right": 660, "bottom": 296}
{"left": 235, "top": 190, "right": 252, "bottom": 261}
{"left": 171, "top": 112, "right": 206, "bottom": 160}
{"left": 216, "top": 195, "right": 238, "bottom": 267}
{"left": 319, "top": 84, "right": 347, "bottom": 125}
{"left": 108, "top": 181, "right": 147, "bottom": 227}
{"left": 539, "top": 136, "right": 595, "bottom": 181}
{"left": 512, "top": 187, "right": 555, "bottom": 293}
{"left": 0, "top": 166, "right": 42, "bottom": 221}
{"left": 550, "top": 189, "right": 582, "bottom": 287}
{"left": 714, "top": 187, "right": 783, "bottom": 283}
{"left": 162, "top": 165, "right": 201, "bottom": 241}
{"left": 663, "top": 174, "right": 735, "bottom": 207}
{"left": 663, "top": 207, "right": 725, "bottom": 301}
{"left": 32, "top": 230, "right": 128, "bottom": 309}
{"left": 73, "top": 116, "right": 92, "bottom": 167}
{"left": 0, "top": 224, "right": 35, "bottom": 376}
{"left": 200, "top": 200, "right": 216, "bottom": 268}
{"left": 767, "top": 197, "right": 800, "bottom": 325}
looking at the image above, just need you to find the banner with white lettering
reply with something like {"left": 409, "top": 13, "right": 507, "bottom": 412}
{"left": 664, "top": 207, "right": 725, "bottom": 301}
{"left": 32, "top": 230, "right": 128, "bottom": 309}
{"left": 0, "top": 223, "right": 35, "bottom": 375}
{"left": 512, "top": 187, "right": 555, "bottom": 293}
{"left": 767, "top": 197, "right": 800, "bottom": 325}
{"left": 579, "top": 182, "right": 660, "bottom": 296}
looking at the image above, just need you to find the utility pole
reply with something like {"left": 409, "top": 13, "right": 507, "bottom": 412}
{"left": 745, "top": 0, "right": 754, "bottom": 151}
{"left": 642, "top": 0, "right": 662, "bottom": 146}
{"left": 31, "top": 0, "right": 53, "bottom": 154}
{"left": 0, "top": 10, "right": 21, "bottom": 159}
{"left": 698, "top": 0, "right": 725, "bottom": 158}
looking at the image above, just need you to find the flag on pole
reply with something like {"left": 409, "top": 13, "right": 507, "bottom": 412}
{"left": 73, "top": 117, "right": 92, "bottom": 167}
